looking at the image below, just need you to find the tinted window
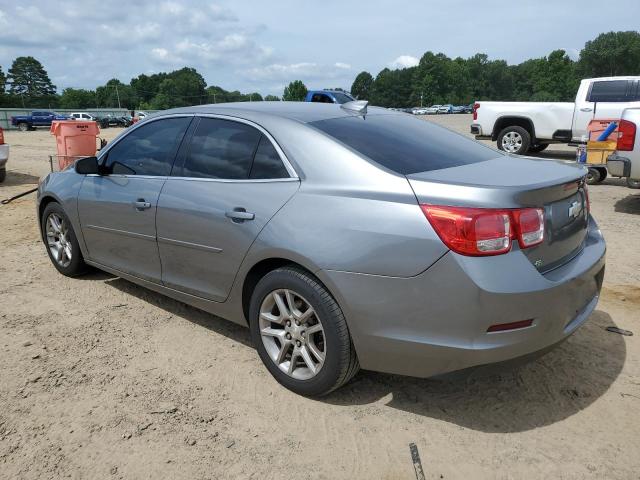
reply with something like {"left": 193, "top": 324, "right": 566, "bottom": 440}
{"left": 588, "top": 80, "right": 629, "bottom": 102}
{"left": 183, "top": 118, "right": 261, "bottom": 179}
{"left": 105, "top": 117, "right": 190, "bottom": 176}
{"left": 311, "top": 93, "right": 333, "bottom": 103}
{"left": 311, "top": 114, "right": 497, "bottom": 174}
{"left": 250, "top": 136, "right": 289, "bottom": 179}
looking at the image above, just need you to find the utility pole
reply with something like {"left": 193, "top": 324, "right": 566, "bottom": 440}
{"left": 115, "top": 84, "right": 121, "bottom": 109}
{"left": 420, "top": 92, "right": 423, "bottom": 107}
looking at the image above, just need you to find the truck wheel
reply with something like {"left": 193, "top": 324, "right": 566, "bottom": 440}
{"left": 586, "top": 168, "right": 602, "bottom": 185}
{"left": 626, "top": 178, "right": 640, "bottom": 189}
{"left": 497, "top": 126, "right": 531, "bottom": 155}
{"left": 0, "top": 168, "right": 5, "bottom": 183}
{"left": 528, "top": 143, "right": 549, "bottom": 153}
{"left": 18, "top": 122, "right": 29, "bottom": 132}
{"left": 596, "top": 167, "right": 607, "bottom": 182}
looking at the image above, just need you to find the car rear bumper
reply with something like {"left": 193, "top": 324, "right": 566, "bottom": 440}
{"left": 0, "top": 144, "right": 9, "bottom": 167}
{"left": 318, "top": 217, "right": 606, "bottom": 378}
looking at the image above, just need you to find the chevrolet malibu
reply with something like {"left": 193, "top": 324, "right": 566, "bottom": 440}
{"left": 37, "top": 102, "right": 606, "bottom": 396}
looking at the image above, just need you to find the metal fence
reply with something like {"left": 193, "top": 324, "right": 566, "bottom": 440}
{"left": 0, "top": 108, "right": 162, "bottom": 130}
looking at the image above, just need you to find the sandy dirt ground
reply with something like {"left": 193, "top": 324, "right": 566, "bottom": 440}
{"left": 0, "top": 115, "right": 639, "bottom": 479}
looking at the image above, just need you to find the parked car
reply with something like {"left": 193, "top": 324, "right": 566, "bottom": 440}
{"left": 96, "top": 114, "right": 132, "bottom": 128}
{"left": 37, "top": 102, "right": 605, "bottom": 396}
{"left": 452, "top": 105, "right": 466, "bottom": 114}
{"left": 305, "top": 90, "right": 355, "bottom": 104}
{"left": 607, "top": 107, "right": 640, "bottom": 188}
{"left": 412, "top": 107, "right": 429, "bottom": 115}
{"left": 69, "top": 112, "right": 95, "bottom": 121}
{"left": 424, "top": 105, "right": 441, "bottom": 114}
{"left": 10, "top": 111, "right": 70, "bottom": 131}
{"left": 471, "top": 76, "right": 640, "bottom": 155}
{"left": 0, "top": 127, "right": 8, "bottom": 182}
{"left": 437, "top": 104, "right": 454, "bottom": 114}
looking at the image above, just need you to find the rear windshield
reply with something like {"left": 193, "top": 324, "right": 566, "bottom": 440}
{"left": 310, "top": 114, "right": 497, "bottom": 174}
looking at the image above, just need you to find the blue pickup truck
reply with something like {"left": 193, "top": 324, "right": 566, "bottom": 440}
{"left": 305, "top": 90, "right": 355, "bottom": 104}
{"left": 11, "top": 111, "right": 70, "bottom": 131}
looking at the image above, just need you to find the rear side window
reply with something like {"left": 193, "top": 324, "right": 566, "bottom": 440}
{"left": 105, "top": 117, "right": 191, "bottom": 176}
{"left": 588, "top": 80, "right": 630, "bottom": 102}
{"left": 311, "top": 93, "right": 333, "bottom": 103}
{"left": 250, "top": 136, "right": 289, "bottom": 179}
{"left": 310, "top": 114, "right": 497, "bottom": 174}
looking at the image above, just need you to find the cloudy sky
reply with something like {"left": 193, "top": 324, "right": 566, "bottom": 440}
{"left": 1, "top": 0, "right": 639, "bottom": 96}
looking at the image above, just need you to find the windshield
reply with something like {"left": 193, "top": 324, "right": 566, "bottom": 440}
{"left": 310, "top": 113, "right": 497, "bottom": 174}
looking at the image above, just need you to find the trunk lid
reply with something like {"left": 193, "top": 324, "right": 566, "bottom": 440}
{"left": 407, "top": 155, "right": 589, "bottom": 272}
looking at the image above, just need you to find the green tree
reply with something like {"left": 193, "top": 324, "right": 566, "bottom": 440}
{"left": 283, "top": 80, "right": 308, "bottom": 101}
{"left": 0, "top": 66, "right": 5, "bottom": 93}
{"left": 6, "top": 56, "right": 56, "bottom": 97}
{"left": 130, "top": 73, "right": 168, "bottom": 103}
{"left": 579, "top": 31, "right": 640, "bottom": 77}
{"left": 96, "top": 79, "right": 137, "bottom": 109}
{"left": 59, "top": 88, "right": 97, "bottom": 109}
{"left": 350, "top": 71, "right": 373, "bottom": 100}
{"left": 264, "top": 94, "right": 280, "bottom": 101}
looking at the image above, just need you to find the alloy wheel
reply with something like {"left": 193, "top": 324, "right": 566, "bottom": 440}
{"left": 46, "top": 213, "right": 72, "bottom": 268}
{"left": 502, "top": 131, "right": 523, "bottom": 153}
{"left": 259, "top": 289, "right": 326, "bottom": 380}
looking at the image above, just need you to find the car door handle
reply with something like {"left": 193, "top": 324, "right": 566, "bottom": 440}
{"left": 133, "top": 199, "right": 151, "bottom": 211}
{"left": 225, "top": 208, "right": 255, "bottom": 223}
{"left": 580, "top": 107, "right": 593, "bottom": 112}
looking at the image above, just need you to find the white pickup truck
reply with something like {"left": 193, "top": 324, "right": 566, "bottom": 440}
{"left": 471, "top": 76, "right": 640, "bottom": 155}
{"left": 607, "top": 108, "right": 640, "bottom": 189}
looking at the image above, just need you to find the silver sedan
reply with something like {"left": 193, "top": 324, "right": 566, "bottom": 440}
{"left": 37, "top": 102, "right": 605, "bottom": 396}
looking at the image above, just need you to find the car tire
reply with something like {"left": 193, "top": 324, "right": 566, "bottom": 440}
{"left": 41, "top": 202, "right": 89, "bottom": 277}
{"left": 626, "top": 177, "right": 640, "bottom": 189}
{"left": 497, "top": 126, "right": 531, "bottom": 155}
{"left": 586, "top": 167, "right": 602, "bottom": 185}
{"left": 0, "top": 168, "right": 5, "bottom": 183}
{"left": 528, "top": 143, "right": 549, "bottom": 153}
{"left": 249, "top": 266, "right": 359, "bottom": 397}
{"left": 18, "top": 122, "right": 29, "bottom": 132}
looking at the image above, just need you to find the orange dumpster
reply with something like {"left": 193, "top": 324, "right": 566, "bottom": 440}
{"left": 50, "top": 121, "right": 100, "bottom": 170}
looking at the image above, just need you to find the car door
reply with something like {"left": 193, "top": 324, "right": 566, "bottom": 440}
{"left": 32, "top": 112, "right": 47, "bottom": 126}
{"left": 77, "top": 116, "right": 192, "bottom": 282}
{"left": 156, "top": 116, "right": 299, "bottom": 302}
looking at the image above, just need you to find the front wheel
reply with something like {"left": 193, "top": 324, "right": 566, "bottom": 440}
{"left": 497, "top": 126, "right": 531, "bottom": 155}
{"left": 18, "top": 122, "right": 29, "bottom": 132}
{"left": 41, "top": 202, "right": 89, "bottom": 277}
{"left": 250, "top": 267, "right": 359, "bottom": 396}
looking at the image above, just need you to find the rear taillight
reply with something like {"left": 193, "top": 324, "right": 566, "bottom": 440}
{"left": 420, "top": 205, "right": 544, "bottom": 256}
{"left": 617, "top": 119, "right": 636, "bottom": 151}
{"left": 472, "top": 102, "right": 480, "bottom": 121}
{"left": 0, "top": 128, "right": 4, "bottom": 145}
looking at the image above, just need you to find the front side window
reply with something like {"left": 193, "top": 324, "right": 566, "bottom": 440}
{"left": 104, "top": 117, "right": 191, "bottom": 176}
{"left": 588, "top": 80, "right": 630, "bottom": 102}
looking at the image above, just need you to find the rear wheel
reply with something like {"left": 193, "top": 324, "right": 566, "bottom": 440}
{"left": 41, "top": 202, "right": 89, "bottom": 277}
{"left": 18, "top": 122, "right": 29, "bottom": 132}
{"left": 627, "top": 178, "right": 640, "bottom": 189}
{"left": 497, "top": 126, "right": 531, "bottom": 155}
{"left": 586, "top": 167, "right": 602, "bottom": 185}
{"left": 596, "top": 167, "right": 608, "bottom": 182}
{"left": 249, "top": 266, "right": 359, "bottom": 396}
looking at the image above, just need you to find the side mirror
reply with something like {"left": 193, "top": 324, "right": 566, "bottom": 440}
{"left": 75, "top": 156, "right": 99, "bottom": 175}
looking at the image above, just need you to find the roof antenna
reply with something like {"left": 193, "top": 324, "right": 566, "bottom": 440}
{"left": 340, "top": 100, "right": 368, "bottom": 116}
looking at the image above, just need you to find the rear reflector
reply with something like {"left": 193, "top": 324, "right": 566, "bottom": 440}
{"left": 487, "top": 319, "right": 533, "bottom": 332}
{"left": 420, "top": 204, "right": 544, "bottom": 256}
{"left": 472, "top": 102, "right": 480, "bottom": 121}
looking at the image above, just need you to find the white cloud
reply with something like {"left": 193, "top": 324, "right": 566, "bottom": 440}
{"left": 245, "top": 62, "right": 352, "bottom": 81}
{"left": 389, "top": 55, "right": 419, "bottom": 69}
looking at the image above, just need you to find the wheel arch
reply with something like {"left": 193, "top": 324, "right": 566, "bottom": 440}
{"left": 492, "top": 116, "right": 536, "bottom": 142}
{"left": 38, "top": 195, "right": 60, "bottom": 241}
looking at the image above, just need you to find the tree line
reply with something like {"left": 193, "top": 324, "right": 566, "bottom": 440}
{"left": 0, "top": 31, "right": 638, "bottom": 110}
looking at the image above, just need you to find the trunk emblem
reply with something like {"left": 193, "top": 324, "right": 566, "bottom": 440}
{"left": 568, "top": 201, "right": 581, "bottom": 219}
